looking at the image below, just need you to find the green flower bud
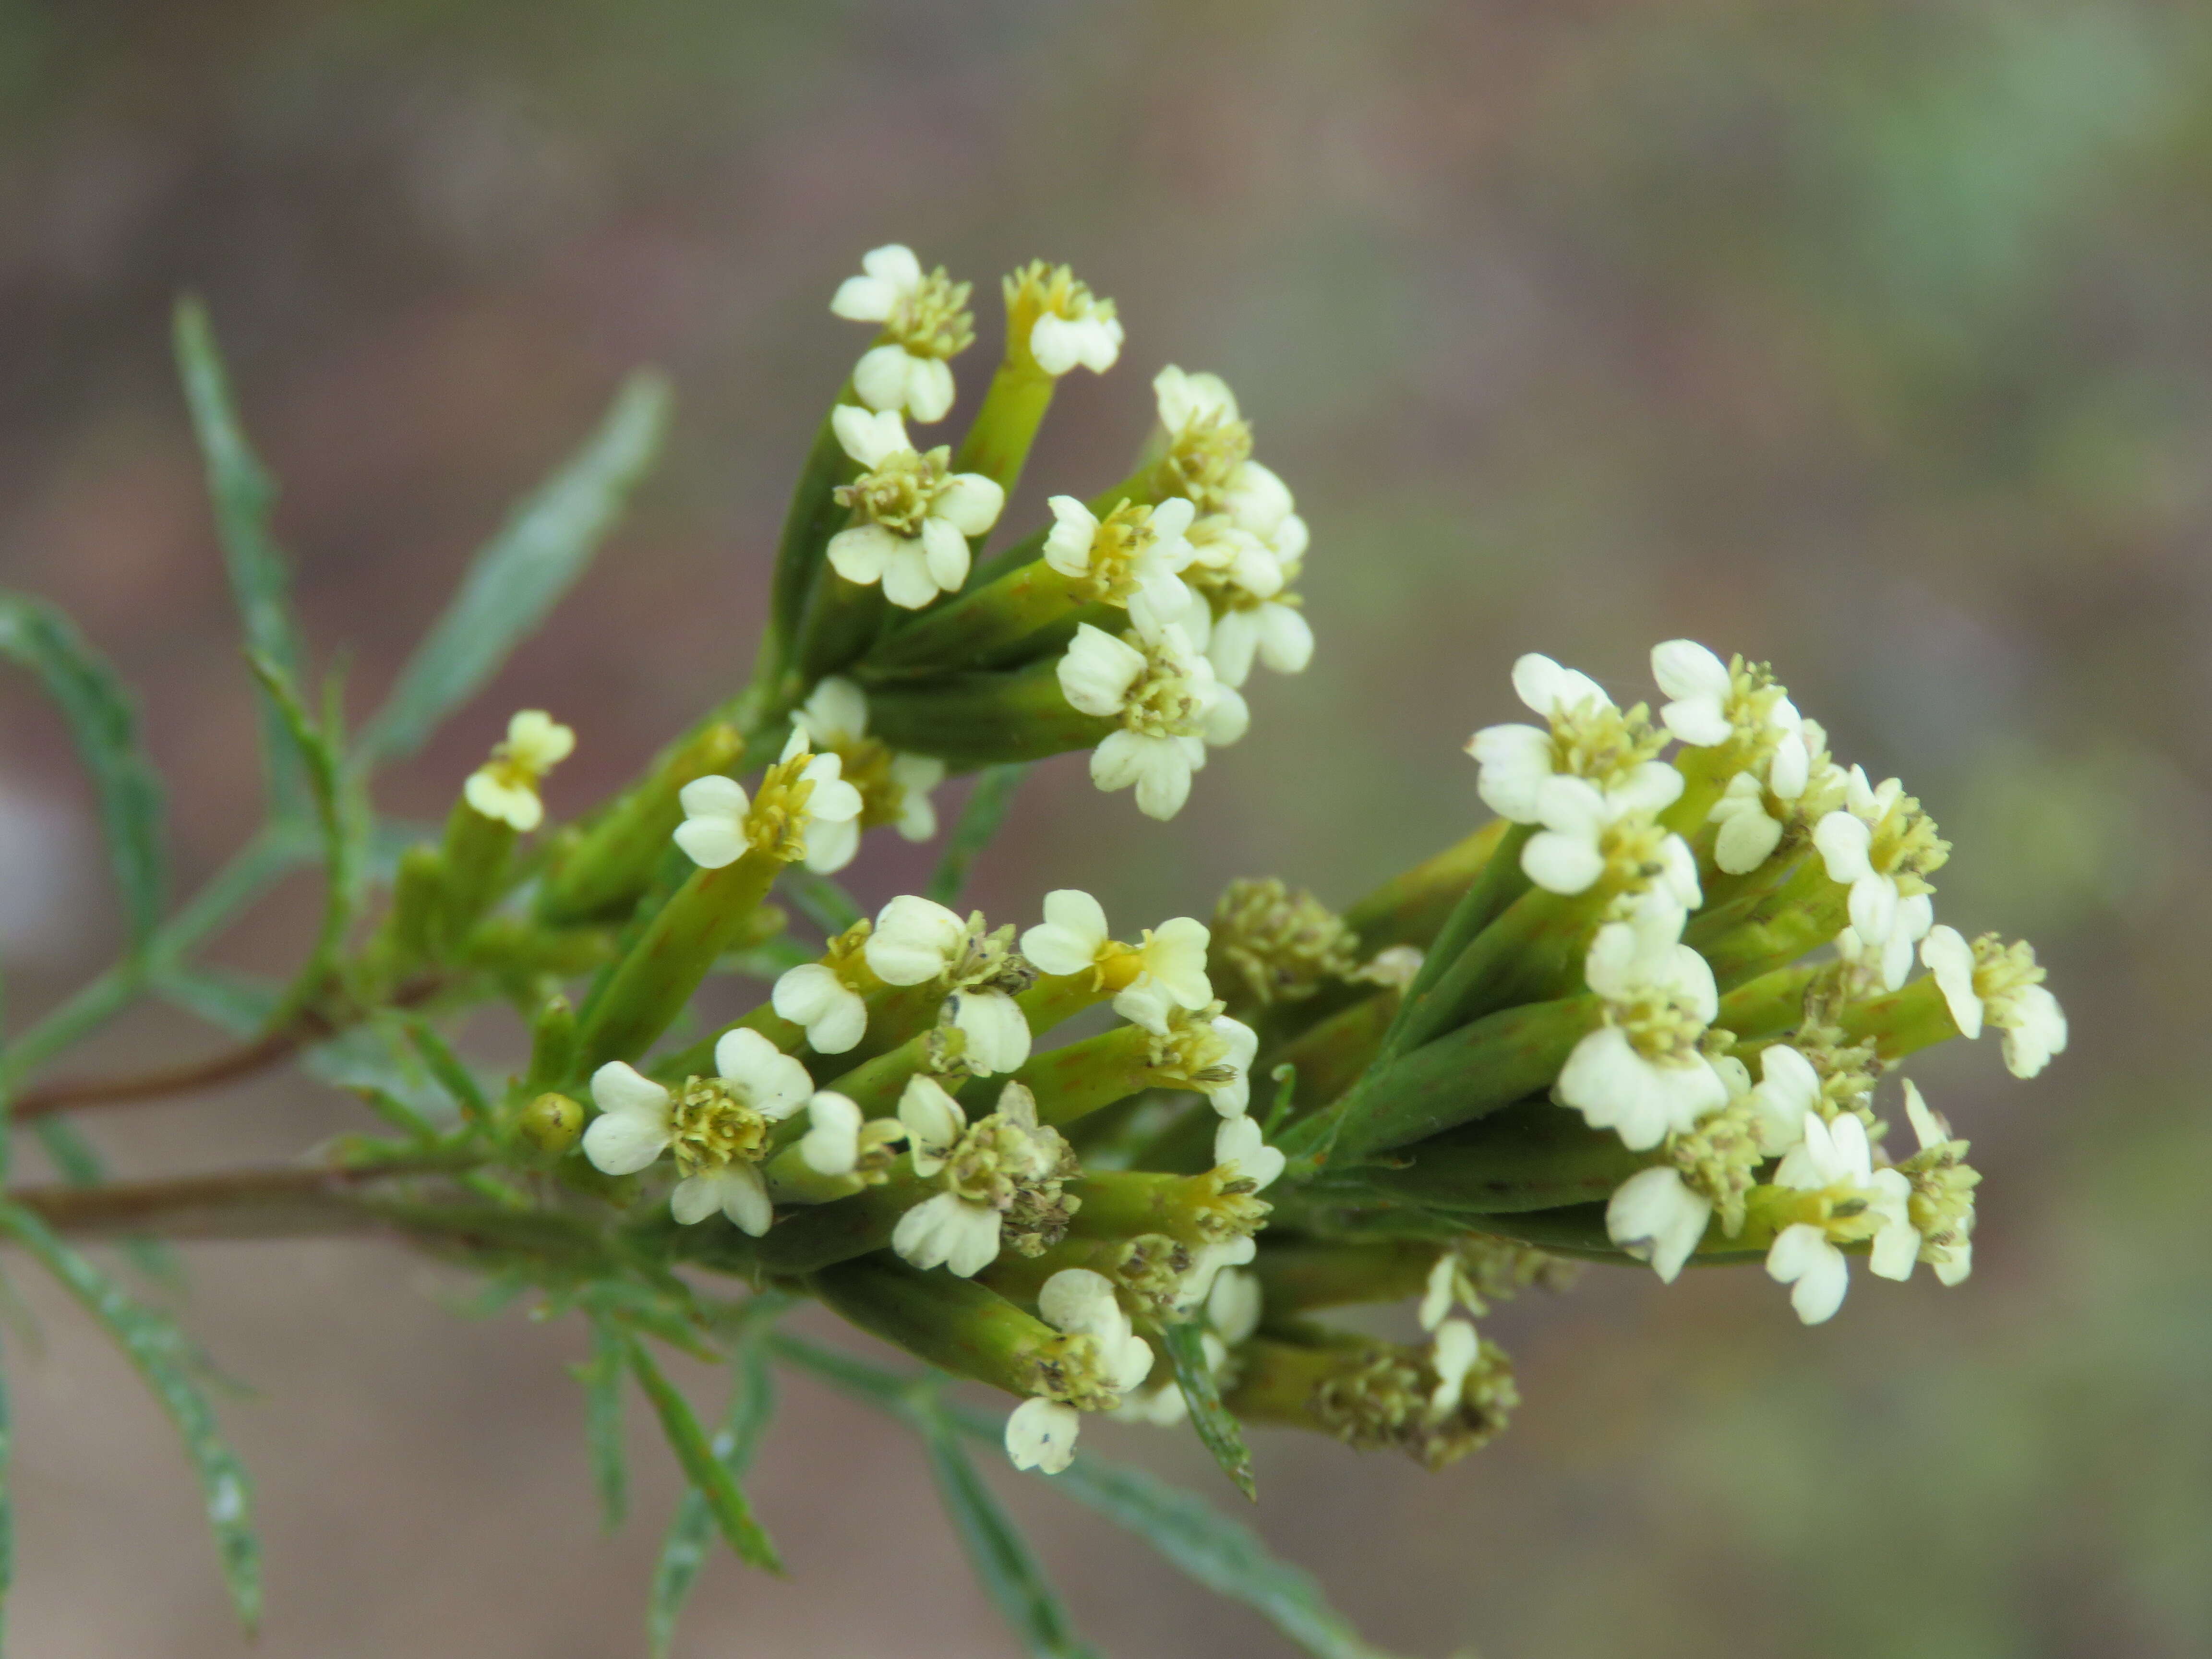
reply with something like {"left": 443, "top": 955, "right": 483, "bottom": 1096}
{"left": 517, "top": 1092, "right": 584, "bottom": 1157}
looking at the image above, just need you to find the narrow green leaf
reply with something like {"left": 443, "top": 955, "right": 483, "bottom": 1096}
{"left": 172, "top": 297, "right": 308, "bottom": 817}
{"left": 29, "top": 1119, "right": 179, "bottom": 1288}
{"left": 647, "top": 1327, "right": 778, "bottom": 1658}
{"left": 1163, "top": 1320, "right": 1257, "bottom": 1501}
{"left": 1027, "top": 1432, "right": 1401, "bottom": 1659}
{"left": 777, "top": 866, "right": 862, "bottom": 937}
{"left": 926, "top": 763, "right": 1028, "bottom": 906}
{"left": 769, "top": 1335, "right": 1398, "bottom": 1659}
{"left": 244, "top": 653, "right": 357, "bottom": 1017}
{"left": 768, "top": 1331, "right": 916, "bottom": 1410}
{"left": 356, "top": 373, "right": 671, "bottom": 766}
{"left": 0, "top": 1202, "right": 261, "bottom": 1632}
{"left": 0, "top": 594, "right": 165, "bottom": 957}
{"left": 579, "top": 1315, "right": 630, "bottom": 1531}
{"left": 918, "top": 1400, "right": 1098, "bottom": 1659}
{"left": 623, "top": 1334, "right": 781, "bottom": 1574}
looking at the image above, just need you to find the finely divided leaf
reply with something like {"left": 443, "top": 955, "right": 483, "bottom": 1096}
{"left": 647, "top": 1329, "right": 778, "bottom": 1658}
{"left": 1163, "top": 1319, "right": 1258, "bottom": 1501}
{"left": 0, "top": 595, "right": 165, "bottom": 958}
{"left": 917, "top": 1405, "right": 1099, "bottom": 1659}
{"left": 357, "top": 373, "right": 671, "bottom": 766}
{"left": 172, "top": 298, "right": 310, "bottom": 817}
{"left": 623, "top": 1335, "right": 781, "bottom": 1574}
{"left": 0, "top": 1203, "right": 261, "bottom": 1632}
{"left": 1030, "top": 1434, "right": 1402, "bottom": 1659}
{"left": 768, "top": 1336, "right": 1399, "bottom": 1659}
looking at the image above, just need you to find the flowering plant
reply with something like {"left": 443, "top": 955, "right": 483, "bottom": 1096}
{"left": 0, "top": 250, "right": 2063, "bottom": 1654}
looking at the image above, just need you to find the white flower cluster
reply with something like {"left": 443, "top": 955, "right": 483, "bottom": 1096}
{"left": 1461, "top": 640, "right": 2063, "bottom": 1325}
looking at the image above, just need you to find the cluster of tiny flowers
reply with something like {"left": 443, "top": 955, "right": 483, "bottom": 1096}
{"left": 1469, "top": 640, "right": 2065, "bottom": 1324}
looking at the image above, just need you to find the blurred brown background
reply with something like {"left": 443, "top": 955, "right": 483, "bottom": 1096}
{"left": 2, "top": 1, "right": 2208, "bottom": 1654}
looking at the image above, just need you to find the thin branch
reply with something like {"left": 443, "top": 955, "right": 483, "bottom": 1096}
{"left": 5, "top": 1161, "right": 452, "bottom": 1240}
{"left": 7, "top": 975, "right": 443, "bottom": 1123}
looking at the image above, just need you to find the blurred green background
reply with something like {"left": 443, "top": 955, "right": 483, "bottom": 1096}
{"left": 0, "top": 1, "right": 2206, "bottom": 1654}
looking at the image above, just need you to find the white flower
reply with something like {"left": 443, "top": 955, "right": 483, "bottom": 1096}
{"left": 865, "top": 895, "right": 971, "bottom": 985}
{"left": 1057, "top": 613, "right": 1246, "bottom": 821}
{"left": 1744, "top": 1044, "right": 1820, "bottom": 1156}
{"left": 672, "top": 731, "right": 862, "bottom": 873}
{"left": 672, "top": 775, "right": 753, "bottom": 870}
{"left": 1019, "top": 265, "right": 1123, "bottom": 376}
{"left": 1894, "top": 1080, "right": 1976, "bottom": 1286}
{"left": 581, "top": 1029, "right": 813, "bottom": 1234}
{"left": 1921, "top": 926, "right": 2068, "bottom": 1079}
{"left": 772, "top": 963, "right": 868, "bottom": 1055}
{"left": 1466, "top": 653, "right": 1644, "bottom": 823}
{"left": 1519, "top": 771, "right": 1691, "bottom": 897}
{"left": 1650, "top": 639, "right": 1802, "bottom": 749}
{"left": 1557, "top": 908, "right": 1728, "bottom": 1151}
{"left": 946, "top": 986, "right": 1033, "bottom": 1075}
{"left": 1199, "top": 1016, "right": 1260, "bottom": 1117}
{"left": 892, "top": 1080, "right": 1068, "bottom": 1276}
{"left": 1039, "top": 1268, "right": 1155, "bottom": 1395}
{"left": 798, "top": 1091, "right": 864, "bottom": 1176}
{"left": 830, "top": 244, "right": 971, "bottom": 422}
{"left": 1005, "top": 1397, "right": 1083, "bottom": 1473}
{"left": 1172, "top": 1235, "right": 1258, "bottom": 1313}
{"left": 1812, "top": 766, "right": 1947, "bottom": 953}
{"left": 1181, "top": 515, "right": 1313, "bottom": 689}
{"left": 1606, "top": 1165, "right": 1713, "bottom": 1283}
{"left": 793, "top": 676, "right": 947, "bottom": 854}
{"left": 1764, "top": 1110, "right": 1914, "bottom": 1324}
{"left": 1019, "top": 890, "right": 1214, "bottom": 1034}
{"left": 1042, "top": 495, "right": 1195, "bottom": 632}
{"left": 892, "top": 1190, "right": 1002, "bottom": 1279}
{"left": 826, "top": 408, "right": 1005, "bottom": 608}
{"left": 463, "top": 709, "right": 576, "bottom": 831}
{"left": 898, "top": 1074, "right": 967, "bottom": 1166}
{"left": 1005, "top": 1268, "right": 1154, "bottom": 1474}
{"left": 1214, "top": 1113, "right": 1285, "bottom": 1189}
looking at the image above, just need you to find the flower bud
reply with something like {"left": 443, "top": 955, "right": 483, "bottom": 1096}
{"left": 517, "top": 1092, "right": 584, "bottom": 1157}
